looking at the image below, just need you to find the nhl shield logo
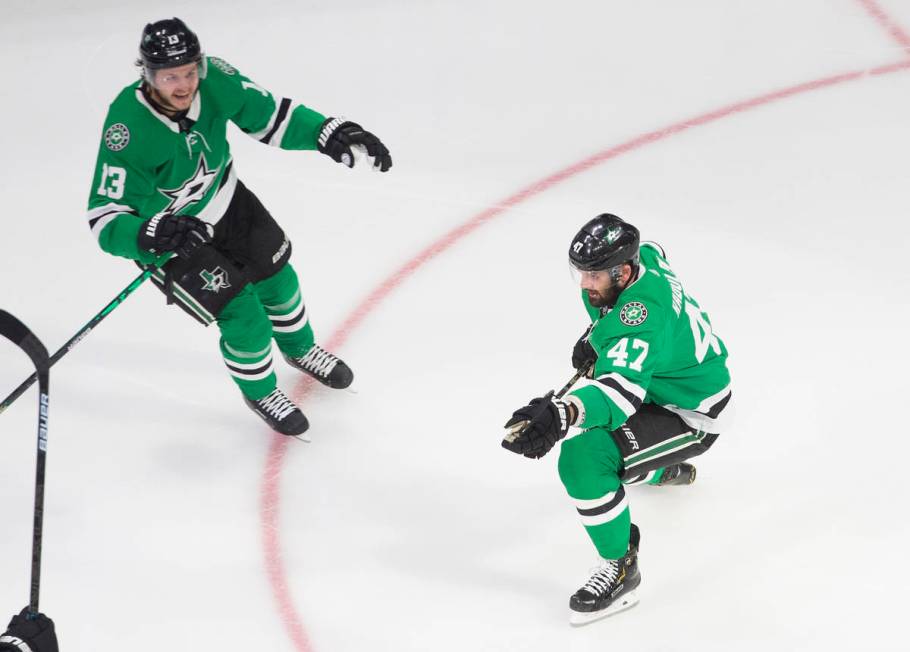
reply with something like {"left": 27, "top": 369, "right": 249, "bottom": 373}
{"left": 619, "top": 301, "right": 648, "bottom": 326}
{"left": 199, "top": 267, "right": 231, "bottom": 293}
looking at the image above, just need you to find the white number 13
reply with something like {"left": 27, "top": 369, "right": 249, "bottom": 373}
{"left": 97, "top": 164, "right": 126, "bottom": 200}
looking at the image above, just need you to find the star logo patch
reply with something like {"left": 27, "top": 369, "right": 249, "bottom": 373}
{"left": 159, "top": 154, "right": 219, "bottom": 215}
{"left": 199, "top": 267, "right": 231, "bottom": 293}
{"left": 619, "top": 301, "right": 648, "bottom": 326}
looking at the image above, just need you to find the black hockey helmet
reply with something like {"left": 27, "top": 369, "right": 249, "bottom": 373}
{"left": 138, "top": 17, "right": 203, "bottom": 71}
{"left": 569, "top": 214, "right": 640, "bottom": 274}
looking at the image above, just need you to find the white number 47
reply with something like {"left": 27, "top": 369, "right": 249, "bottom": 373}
{"left": 685, "top": 303, "right": 721, "bottom": 363}
{"left": 606, "top": 337, "right": 649, "bottom": 372}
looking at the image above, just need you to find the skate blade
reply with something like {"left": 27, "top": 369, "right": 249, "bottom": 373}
{"left": 291, "top": 433, "right": 312, "bottom": 443}
{"left": 569, "top": 590, "right": 639, "bottom": 626}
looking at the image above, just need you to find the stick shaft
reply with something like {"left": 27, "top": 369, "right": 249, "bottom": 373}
{"left": 0, "top": 268, "right": 153, "bottom": 415}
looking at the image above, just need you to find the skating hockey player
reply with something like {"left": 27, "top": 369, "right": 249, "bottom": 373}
{"left": 0, "top": 608, "right": 58, "bottom": 652}
{"left": 86, "top": 17, "right": 392, "bottom": 435}
{"left": 502, "top": 214, "right": 731, "bottom": 625}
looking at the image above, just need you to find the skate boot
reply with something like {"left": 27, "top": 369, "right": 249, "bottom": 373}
{"left": 243, "top": 388, "right": 309, "bottom": 436}
{"left": 283, "top": 344, "right": 353, "bottom": 389}
{"left": 655, "top": 462, "right": 696, "bottom": 486}
{"left": 569, "top": 524, "right": 641, "bottom": 626}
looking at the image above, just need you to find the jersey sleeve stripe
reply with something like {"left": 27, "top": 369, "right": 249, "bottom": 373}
{"left": 597, "top": 372, "right": 646, "bottom": 401}
{"left": 87, "top": 203, "right": 136, "bottom": 240}
{"left": 258, "top": 98, "right": 292, "bottom": 145}
{"left": 594, "top": 376, "right": 643, "bottom": 415}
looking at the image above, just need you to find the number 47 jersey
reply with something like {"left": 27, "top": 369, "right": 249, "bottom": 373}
{"left": 567, "top": 242, "right": 732, "bottom": 434}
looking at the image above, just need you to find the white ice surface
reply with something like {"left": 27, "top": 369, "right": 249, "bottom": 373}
{"left": 1, "top": 1, "right": 909, "bottom": 650}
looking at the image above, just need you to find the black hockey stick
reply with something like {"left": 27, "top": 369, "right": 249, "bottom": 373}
{"left": 0, "top": 266, "right": 155, "bottom": 415}
{"left": 503, "top": 362, "right": 593, "bottom": 444}
{"left": 0, "top": 311, "right": 51, "bottom": 616}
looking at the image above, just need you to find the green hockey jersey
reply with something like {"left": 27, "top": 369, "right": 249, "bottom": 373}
{"left": 566, "top": 242, "right": 731, "bottom": 434}
{"left": 86, "top": 56, "right": 327, "bottom": 264}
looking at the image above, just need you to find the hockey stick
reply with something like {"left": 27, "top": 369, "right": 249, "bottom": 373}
{"left": 0, "top": 266, "right": 155, "bottom": 415}
{"left": 503, "top": 362, "right": 593, "bottom": 444}
{"left": 0, "top": 311, "right": 51, "bottom": 616}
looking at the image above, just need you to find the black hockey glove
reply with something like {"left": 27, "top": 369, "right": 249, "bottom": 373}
{"left": 0, "top": 608, "right": 59, "bottom": 652}
{"left": 138, "top": 212, "right": 212, "bottom": 259}
{"left": 572, "top": 324, "right": 597, "bottom": 374}
{"left": 502, "top": 391, "right": 576, "bottom": 459}
{"left": 317, "top": 117, "right": 392, "bottom": 172}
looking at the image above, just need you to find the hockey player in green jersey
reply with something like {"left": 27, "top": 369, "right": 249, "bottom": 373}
{"left": 86, "top": 18, "right": 392, "bottom": 436}
{"left": 502, "top": 214, "right": 731, "bottom": 625}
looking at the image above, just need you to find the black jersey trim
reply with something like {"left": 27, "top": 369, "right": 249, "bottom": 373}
{"left": 218, "top": 160, "right": 234, "bottom": 190}
{"left": 595, "top": 376, "right": 643, "bottom": 411}
{"left": 259, "top": 98, "right": 292, "bottom": 145}
{"left": 703, "top": 391, "right": 732, "bottom": 419}
{"left": 88, "top": 208, "right": 136, "bottom": 229}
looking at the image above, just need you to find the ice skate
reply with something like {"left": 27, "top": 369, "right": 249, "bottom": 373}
{"left": 569, "top": 524, "right": 641, "bottom": 626}
{"left": 243, "top": 388, "right": 309, "bottom": 437}
{"left": 655, "top": 462, "right": 696, "bottom": 486}
{"left": 283, "top": 344, "right": 353, "bottom": 389}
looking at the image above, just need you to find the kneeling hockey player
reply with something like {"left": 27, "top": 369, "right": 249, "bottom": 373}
{"left": 86, "top": 18, "right": 392, "bottom": 435}
{"left": 502, "top": 214, "right": 731, "bottom": 624}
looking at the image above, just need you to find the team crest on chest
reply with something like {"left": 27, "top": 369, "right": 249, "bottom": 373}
{"left": 159, "top": 154, "right": 218, "bottom": 214}
{"left": 200, "top": 267, "right": 231, "bottom": 293}
{"left": 619, "top": 301, "right": 648, "bottom": 326}
{"left": 104, "top": 123, "right": 130, "bottom": 151}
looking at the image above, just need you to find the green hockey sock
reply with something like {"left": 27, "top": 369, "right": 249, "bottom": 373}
{"left": 558, "top": 428, "right": 632, "bottom": 559}
{"left": 255, "top": 263, "right": 315, "bottom": 357}
{"left": 216, "top": 285, "right": 276, "bottom": 401}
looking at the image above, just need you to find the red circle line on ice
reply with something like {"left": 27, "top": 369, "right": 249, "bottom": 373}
{"left": 262, "top": 12, "right": 910, "bottom": 652}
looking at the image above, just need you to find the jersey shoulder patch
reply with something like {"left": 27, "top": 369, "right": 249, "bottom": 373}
{"left": 618, "top": 301, "right": 648, "bottom": 326}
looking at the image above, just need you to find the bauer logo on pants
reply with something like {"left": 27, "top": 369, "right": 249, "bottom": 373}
{"left": 200, "top": 267, "right": 231, "bottom": 293}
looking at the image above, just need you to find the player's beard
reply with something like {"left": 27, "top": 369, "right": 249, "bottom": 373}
{"left": 586, "top": 282, "right": 623, "bottom": 309}
{"left": 149, "top": 85, "right": 197, "bottom": 115}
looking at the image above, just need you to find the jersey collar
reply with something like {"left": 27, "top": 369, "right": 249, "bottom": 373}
{"left": 135, "top": 84, "right": 202, "bottom": 133}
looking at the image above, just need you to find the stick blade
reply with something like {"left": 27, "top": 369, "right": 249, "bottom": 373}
{"left": 0, "top": 310, "right": 49, "bottom": 372}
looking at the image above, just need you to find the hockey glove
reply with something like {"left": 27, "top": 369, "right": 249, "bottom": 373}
{"left": 572, "top": 324, "right": 597, "bottom": 374}
{"left": 138, "top": 213, "right": 213, "bottom": 259}
{"left": 317, "top": 117, "right": 392, "bottom": 172}
{"left": 0, "top": 607, "right": 59, "bottom": 652}
{"left": 502, "top": 391, "right": 576, "bottom": 459}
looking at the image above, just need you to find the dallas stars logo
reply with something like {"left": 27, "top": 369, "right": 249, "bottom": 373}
{"left": 159, "top": 154, "right": 218, "bottom": 214}
{"left": 104, "top": 123, "right": 130, "bottom": 151}
{"left": 199, "top": 267, "right": 231, "bottom": 293}
{"left": 605, "top": 225, "right": 623, "bottom": 244}
{"left": 619, "top": 301, "right": 648, "bottom": 326}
